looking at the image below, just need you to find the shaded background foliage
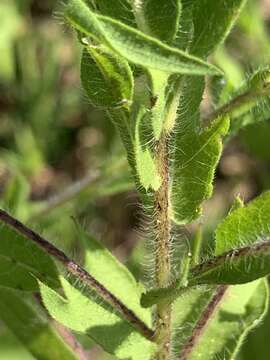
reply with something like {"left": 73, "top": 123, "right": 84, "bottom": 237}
{"left": 0, "top": 0, "right": 270, "bottom": 358}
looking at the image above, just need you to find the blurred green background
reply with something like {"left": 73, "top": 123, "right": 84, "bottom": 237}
{"left": 0, "top": 0, "right": 270, "bottom": 359}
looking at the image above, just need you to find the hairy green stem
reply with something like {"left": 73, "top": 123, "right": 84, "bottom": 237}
{"left": 203, "top": 87, "right": 270, "bottom": 124}
{"left": 178, "top": 285, "right": 228, "bottom": 360}
{"left": 154, "top": 133, "right": 172, "bottom": 359}
{"left": 0, "top": 209, "right": 155, "bottom": 341}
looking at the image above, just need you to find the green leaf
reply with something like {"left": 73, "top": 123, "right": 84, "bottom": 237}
{"left": 224, "top": 66, "right": 270, "bottom": 139}
{"left": 134, "top": 107, "right": 161, "bottom": 190}
{"left": 81, "top": 45, "right": 134, "bottom": 108}
{"left": 0, "top": 288, "right": 78, "bottom": 360}
{"left": 189, "top": 191, "right": 270, "bottom": 285}
{"left": 1, "top": 174, "right": 30, "bottom": 220}
{"left": 170, "top": 0, "right": 247, "bottom": 224}
{"left": 241, "top": 120, "right": 270, "bottom": 161}
{"left": 216, "top": 191, "right": 270, "bottom": 254}
{"left": 173, "top": 280, "right": 268, "bottom": 359}
{"left": 172, "top": 285, "right": 214, "bottom": 352}
{"left": 0, "top": 223, "right": 59, "bottom": 291}
{"left": 0, "top": 329, "right": 34, "bottom": 360}
{"left": 97, "top": 0, "right": 135, "bottom": 27}
{"left": 191, "top": 0, "right": 248, "bottom": 57}
{"left": 173, "top": 0, "right": 194, "bottom": 51}
{"left": 142, "top": 0, "right": 181, "bottom": 43}
{"left": 0, "top": 0, "right": 22, "bottom": 82}
{"left": 141, "top": 285, "right": 187, "bottom": 308}
{"left": 171, "top": 116, "right": 230, "bottom": 224}
{"left": 108, "top": 110, "right": 136, "bottom": 174}
{"left": 65, "top": 0, "right": 221, "bottom": 76}
{"left": 80, "top": 229, "right": 152, "bottom": 324}
{"left": 170, "top": 0, "right": 247, "bottom": 204}
{"left": 39, "top": 276, "right": 156, "bottom": 360}
{"left": 240, "top": 298, "right": 270, "bottom": 360}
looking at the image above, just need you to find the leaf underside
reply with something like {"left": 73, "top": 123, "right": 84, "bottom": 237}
{"left": 0, "top": 223, "right": 59, "bottom": 291}
{"left": 172, "top": 280, "right": 268, "bottom": 359}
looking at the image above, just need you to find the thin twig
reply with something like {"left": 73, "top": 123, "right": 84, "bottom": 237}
{"left": 178, "top": 285, "right": 228, "bottom": 360}
{"left": 0, "top": 209, "right": 155, "bottom": 341}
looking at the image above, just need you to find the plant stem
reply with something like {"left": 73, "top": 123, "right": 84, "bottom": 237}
{"left": 0, "top": 209, "right": 155, "bottom": 341}
{"left": 154, "top": 133, "right": 172, "bottom": 359}
{"left": 178, "top": 285, "right": 228, "bottom": 360}
{"left": 203, "top": 88, "right": 269, "bottom": 125}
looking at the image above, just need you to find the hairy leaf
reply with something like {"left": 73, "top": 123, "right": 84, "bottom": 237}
{"left": 171, "top": 116, "right": 230, "bottom": 224}
{"left": 81, "top": 45, "right": 134, "bottom": 108}
{"left": 142, "top": 0, "right": 181, "bottom": 43}
{"left": 0, "top": 223, "right": 59, "bottom": 291}
{"left": 80, "top": 229, "right": 151, "bottom": 323}
{"left": 173, "top": 280, "right": 268, "bottom": 360}
{"left": 171, "top": 0, "right": 247, "bottom": 224}
{"left": 240, "top": 300, "right": 270, "bottom": 360}
{"left": 97, "top": 0, "right": 135, "bottom": 27}
{"left": 224, "top": 66, "right": 270, "bottom": 138}
{"left": 0, "top": 288, "right": 78, "bottom": 360}
{"left": 172, "top": 286, "right": 214, "bottom": 354}
{"left": 173, "top": 0, "right": 194, "bottom": 51}
{"left": 141, "top": 285, "right": 186, "bottom": 308}
{"left": 171, "top": 0, "right": 247, "bottom": 191}
{"left": 216, "top": 191, "right": 270, "bottom": 254}
{"left": 107, "top": 109, "right": 135, "bottom": 172}
{"left": 65, "top": 0, "right": 221, "bottom": 76}
{"left": 189, "top": 192, "right": 270, "bottom": 285}
{"left": 191, "top": 0, "right": 248, "bottom": 57}
{"left": 39, "top": 277, "right": 156, "bottom": 360}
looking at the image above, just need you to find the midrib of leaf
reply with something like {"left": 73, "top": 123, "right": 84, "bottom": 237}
{"left": 98, "top": 18, "right": 217, "bottom": 73}
{"left": 175, "top": 280, "right": 268, "bottom": 360}
{"left": 178, "top": 285, "right": 228, "bottom": 360}
{"left": 178, "top": 119, "right": 227, "bottom": 170}
{"left": 64, "top": 0, "right": 221, "bottom": 76}
{"left": 0, "top": 209, "right": 154, "bottom": 341}
{"left": 0, "top": 253, "right": 58, "bottom": 287}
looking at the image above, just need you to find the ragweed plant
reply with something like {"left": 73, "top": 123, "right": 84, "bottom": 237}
{"left": 1, "top": 1, "right": 270, "bottom": 360}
